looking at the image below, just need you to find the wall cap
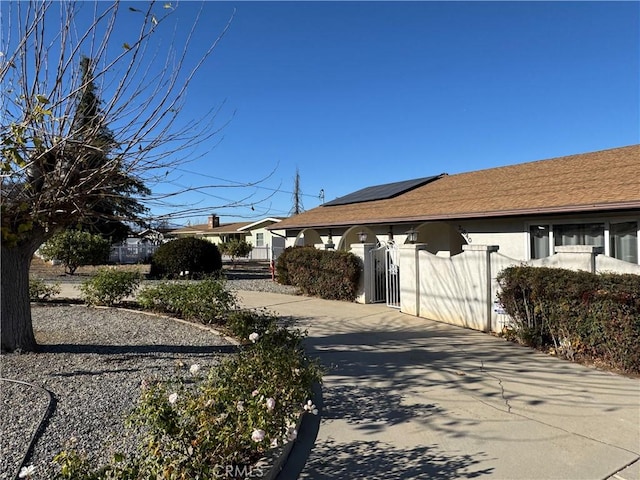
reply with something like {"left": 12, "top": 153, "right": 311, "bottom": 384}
{"left": 555, "top": 245, "right": 604, "bottom": 254}
{"left": 399, "top": 243, "right": 429, "bottom": 251}
{"left": 462, "top": 245, "right": 500, "bottom": 252}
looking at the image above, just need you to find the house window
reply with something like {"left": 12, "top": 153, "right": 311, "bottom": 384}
{"left": 255, "top": 232, "right": 264, "bottom": 247}
{"left": 610, "top": 222, "right": 638, "bottom": 264}
{"left": 553, "top": 223, "right": 604, "bottom": 248}
{"left": 530, "top": 225, "right": 550, "bottom": 259}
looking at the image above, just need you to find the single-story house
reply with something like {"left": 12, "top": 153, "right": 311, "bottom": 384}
{"left": 269, "top": 145, "right": 639, "bottom": 331}
{"left": 269, "top": 144, "right": 640, "bottom": 266}
{"left": 172, "top": 214, "right": 286, "bottom": 260}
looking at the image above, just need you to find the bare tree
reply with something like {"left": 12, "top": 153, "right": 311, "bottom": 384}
{"left": 0, "top": 1, "right": 235, "bottom": 351}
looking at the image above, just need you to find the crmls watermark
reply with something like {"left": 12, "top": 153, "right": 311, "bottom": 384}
{"left": 212, "top": 464, "right": 265, "bottom": 478}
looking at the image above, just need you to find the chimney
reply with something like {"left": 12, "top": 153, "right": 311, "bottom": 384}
{"left": 208, "top": 214, "right": 220, "bottom": 228}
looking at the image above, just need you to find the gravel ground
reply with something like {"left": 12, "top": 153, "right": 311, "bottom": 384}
{"left": 0, "top": 306, "right": 237, "bottom": 480}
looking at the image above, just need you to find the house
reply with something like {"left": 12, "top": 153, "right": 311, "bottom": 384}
{"left": 269, "top": 145, "right": 640, "bottom": 331}
{"left": 269, "top": 145, "right": 640, "bottom": 265}
{"left": 172, "top": 214, "right": 286, "bottom": 261}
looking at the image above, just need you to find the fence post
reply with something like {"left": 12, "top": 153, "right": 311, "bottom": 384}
{"left": 350, "top": 243, "right": 377, "bottom": 304}
{"left": 399, "top": 243, "right": 428, "bottom": 316}
{"left": 553, "top": 245, "right": 603, "bottom": 273}
{"left": 462, "top": 245, "right": 499, "bottom": 332}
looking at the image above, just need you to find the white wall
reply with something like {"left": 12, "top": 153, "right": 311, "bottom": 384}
{"left": 399, "top": 244, "right": 640, "bottom": 334}
{"left": 456, "top": 219, "right": 526, "bottom": 259}
{"left": 416, "top": 246, "right": 494, "bottom": 331}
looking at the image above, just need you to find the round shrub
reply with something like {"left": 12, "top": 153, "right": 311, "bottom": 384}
{"left": 150, "top": 237, "right": 222, "bottom": 279}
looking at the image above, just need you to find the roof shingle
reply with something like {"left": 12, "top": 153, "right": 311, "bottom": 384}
{"left": 274, "top": 145, "right": 640, "bottom": 229}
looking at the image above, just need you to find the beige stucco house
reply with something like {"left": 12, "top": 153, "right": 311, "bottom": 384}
{"left": 173, "top": 215, "right": 285, "bottom": 260}
{"left": 270, "top": 145, "right": 640, "bottom": 266}
{"left": 269, "top": 145, "right": 640, "bottom": 331}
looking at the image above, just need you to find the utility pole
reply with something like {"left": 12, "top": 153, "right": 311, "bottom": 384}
{"left": 290, "top": 167, "right": 304, "bottom": 215}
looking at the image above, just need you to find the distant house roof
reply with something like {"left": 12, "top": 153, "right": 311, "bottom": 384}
{"left": 272, "top": 145, "right": 640, "bottom": 230}
{"left": 237, "top": 217, "right": 284, "bottom": 231}
{"left": 172, "top": 221, "right": 252, "bottom": 236}
{"left": 172, "top": 217, "right": 284, "bottom": 236}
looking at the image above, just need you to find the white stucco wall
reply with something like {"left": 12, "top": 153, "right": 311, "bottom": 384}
{"left": 456, "top": 219, "right": 526, "bottom": 259}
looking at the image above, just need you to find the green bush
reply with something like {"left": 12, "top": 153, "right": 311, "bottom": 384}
{"left": 53, "top": 318, "right": 322, "bottom": 480}
{"left": 80, "top": 268, "right": 141, "bottom": 306}
{"left": 29, "top": 278, "right": 61, "bottom": 301}
{"left": 276, "top": 247, "right": 360, "bottom": 301}
{"left": 150, "top": 237, "right": 222, "bottom": 279}
{"left": 275, "top": 247, "right": 294, "bottom": 285}
{"left": 39, "top": 230, "right": 111, "bottom": 275}
{"left": 137, "top": 279, "right": 237, "bottom": 324}
{"left": 220, "top": 239, "right": 253, "bottom": 266}
{"left": 497, "top": 266, "right": 640, "bottom": 373}
{"left": 226, "top": 308, "right": 279, "bottom": 342}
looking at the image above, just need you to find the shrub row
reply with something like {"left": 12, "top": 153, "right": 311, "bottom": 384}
{"left": 53, "top": 270, "right": 323, "bottom": 479}
{"left": 275, "top": 246, "right": 361, "bottom": 301}
{"left": 54, "top": 311, "right": 322, "bottom": 479}
{"left": 497, "top": 266, "right": 640, "bottom": 373}
{"left": 137, "top": 279, "right": 237, "bottom": 325}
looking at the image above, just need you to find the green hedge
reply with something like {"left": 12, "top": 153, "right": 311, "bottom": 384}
{"left": 150, "top": 237, "right": 222, "bottom": 279}
{"left": 497, "top": 266, "right": 640, "bottom": 373}
{"left": 275, "top": 247, "right": 361, "bottom": 301}
{"left": 137, "top": 279, "right": 237, "bottom": 324}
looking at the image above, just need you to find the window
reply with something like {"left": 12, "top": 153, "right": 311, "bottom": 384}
{"left": 530, "top": 225, "right": 550, "bottom": 259}
{"left": 255, "top": 232, "right": 264, "bottom": 247}
{"left": 528, "top": 220, "right": 639, "bottom": 265}
{"left": 553, "top": 223, "right": 604, "bottom": 248}
{"left": 610, "top": 222, "right": 638, "bottom": 264}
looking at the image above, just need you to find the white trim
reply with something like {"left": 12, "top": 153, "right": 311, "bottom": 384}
{"left": 604, "top": 221, "right": 611, "bottom": 257}
{"left": 237, "top": 217, "right": 283, "bottom": 232}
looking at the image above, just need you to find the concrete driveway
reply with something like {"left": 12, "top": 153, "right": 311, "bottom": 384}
{"left": 237, "top": 291, "right": 640, "bottom": 480}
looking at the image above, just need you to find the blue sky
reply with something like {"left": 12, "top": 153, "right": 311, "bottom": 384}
{"left": 61, "top": 2, "right": 640, "bottom": 224}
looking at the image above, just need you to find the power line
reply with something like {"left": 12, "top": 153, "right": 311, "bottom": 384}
{"left": 173, "top": 167, "right": 323, "bottom": 199}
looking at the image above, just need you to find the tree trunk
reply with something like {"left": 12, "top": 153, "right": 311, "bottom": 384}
{"left": 1, "top": 244, "right": 37, "bottom": 352}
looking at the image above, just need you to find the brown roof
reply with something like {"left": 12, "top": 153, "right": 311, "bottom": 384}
{"left": 274, "top": 145, "right": 640, "bottom": 229}
{"left": 173, "top": 221, "right": 252, "bottom": 235}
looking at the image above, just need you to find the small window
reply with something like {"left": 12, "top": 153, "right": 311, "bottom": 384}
{"left": 530, "top": 225, "right": 550, "bottom": 259}
{"left": 255, "top": 232, "right": 264, "bottom": 247}
{"left": 610, "top": 222, "right": 638, "bottom": 264}
{"left": 554, "top": 223, "right": 604, "bottom": 248}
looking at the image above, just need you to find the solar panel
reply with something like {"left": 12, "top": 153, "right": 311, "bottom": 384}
{"left": 323, "top": 175, "right": 443, "bottom": 207}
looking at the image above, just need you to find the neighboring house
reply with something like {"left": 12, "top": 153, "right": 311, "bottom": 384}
{"left": 269, "top": 144, "right": 640, "bottom": 265}
{"left": 269, "top": 144, "right": 640, "bottom": 332}
{"left": 172, "top": 214, "right": 286, "bottom": 260}
{"left": 109, "top": 228, "right": 172, "bottom": 264}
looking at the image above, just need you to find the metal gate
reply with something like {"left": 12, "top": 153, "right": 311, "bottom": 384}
{"left": 369, "top": 242, "right": 401, "bottom": 308}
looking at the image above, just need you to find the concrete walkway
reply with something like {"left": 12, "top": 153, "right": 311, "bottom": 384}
{"left": 236, "top": 291, "right": 640, "bottom": 480}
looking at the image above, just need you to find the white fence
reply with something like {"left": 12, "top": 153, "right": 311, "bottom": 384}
{"left": 394, "top": 244, "right": 640, "bottom": 334}
{"left": 111, "top": 243, "right": 284, "bottom": 265}
{"left": 221, "top": 245, "right": 287, "bottom": 262}
{"left": 109, "top": 244, "right": 158, "bottom": 264}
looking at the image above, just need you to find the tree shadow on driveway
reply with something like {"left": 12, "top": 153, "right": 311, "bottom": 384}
{"left": 300, "top": 438, "right": 493, "bottom": 479}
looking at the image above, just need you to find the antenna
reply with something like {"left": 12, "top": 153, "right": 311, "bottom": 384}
{"left": 319, "top": 188, "right": 325, "bottom": 204}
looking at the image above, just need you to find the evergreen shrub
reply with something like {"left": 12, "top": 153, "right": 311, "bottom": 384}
{"left": 80, "top": 268, "right": 141, "bottom": 306}
{"left": 150, "top": 237, "right": 222, "bottom": 279}
{"left": 137, "top": 279, "right": 236, "bottom": 324}
{"left": 497, "top": 266, "right": 640, "bottom": 373}
{"left": 276, "top": 247, "right": 360, "bottom": 301}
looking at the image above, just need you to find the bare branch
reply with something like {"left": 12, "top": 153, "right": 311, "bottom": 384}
{"left": 1, "top": 0, "right": 248, "bottom": 246}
